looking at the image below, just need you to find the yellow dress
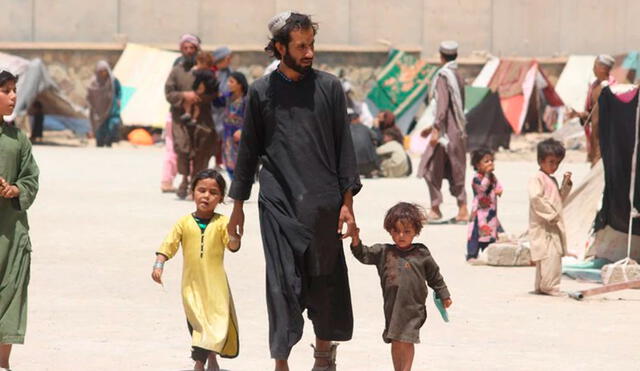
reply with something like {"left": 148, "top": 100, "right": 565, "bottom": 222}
{"left": 158, "top": 213, "right": 239, "bottom": 358}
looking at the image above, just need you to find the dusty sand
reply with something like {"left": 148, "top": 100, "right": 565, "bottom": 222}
{"left": 12, "top": 143, "right": 640, "bottom": 371}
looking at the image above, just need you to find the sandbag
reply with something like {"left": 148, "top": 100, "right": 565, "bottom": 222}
{"left": 601, "top": 260, "right": 640, "bottom": 285}
{"left": 485, "top": 242, "right": 532, "bottom": 266}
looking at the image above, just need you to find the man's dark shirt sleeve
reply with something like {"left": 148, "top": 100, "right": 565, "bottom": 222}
{"left": 333, "top": 80, "right": 362, "bottom": 196}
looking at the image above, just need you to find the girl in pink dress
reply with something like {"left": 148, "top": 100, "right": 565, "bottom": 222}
{"left": 467, "top": 149, "right": 503, "bottom": 261}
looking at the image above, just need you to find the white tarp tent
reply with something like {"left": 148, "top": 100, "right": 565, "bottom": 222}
{"left": 555, "top": 55, "right": 596, "bottom": 112}
{"left": 113, "top": 43, "right": 180, "bottom": 128}
{"left": 0, "top": 52, "right": 90, "bottom": 134}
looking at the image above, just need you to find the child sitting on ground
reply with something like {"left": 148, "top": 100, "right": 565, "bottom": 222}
{"left": 350, "top": 202, "right": 452, "bottom": 371}
{"left": 467, "top": 149, "right": 503, "bottom": 262}
{"left": 181, "top": 51, "right": 218, "bottom": 126}
{"left": 152, "top": 169, "right": 240, "bottom": 371}
{"left": 528, "top": 138, "right": 572, "bottom": 296}
{"left": 376, "top": 129, "right": 410, "bottom": 178}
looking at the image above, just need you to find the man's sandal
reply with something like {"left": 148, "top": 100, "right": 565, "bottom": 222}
{"left": 310, "top": 343, "right": 338, "bottom": 371}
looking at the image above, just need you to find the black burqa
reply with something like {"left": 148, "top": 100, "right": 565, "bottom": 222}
{"left": 595, "top": 86, "right": 640, "bottom": 235}
{"left": 229, "top": 69, "right": 362, "bottom": 359}
{"left": 465, "top": 91, "right": 511, "bottom": 152}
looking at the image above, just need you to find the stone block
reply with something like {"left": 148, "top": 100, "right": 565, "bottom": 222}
{"left": 601, "top": 261, "right": 640, "bottom": 285}
{"left": 485, "top": 243, "right": 532, "bottom": 267}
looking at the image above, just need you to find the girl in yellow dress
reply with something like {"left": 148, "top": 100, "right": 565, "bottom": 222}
{"left": 151, "top": 169, "right": 240, "bottom": 371}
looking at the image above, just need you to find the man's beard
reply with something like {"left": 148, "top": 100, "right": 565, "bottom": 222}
{"left": 283, "top": 50, "right": 312, "bottom": 75}
{"left": 182, "top": 55, "right": 196, "bottom": 71}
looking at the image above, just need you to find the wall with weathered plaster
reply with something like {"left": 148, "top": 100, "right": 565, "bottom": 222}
{"left": 3, "top": 0, "right": 639, "bottom": 57}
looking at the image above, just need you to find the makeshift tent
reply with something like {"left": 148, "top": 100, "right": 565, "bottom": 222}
{"left": 465, "top": 86, "right": 512, "bottom": 152}
{"left": 555, "top": 55, "right": 597, "bottom": 112}
{"left": 366, "top": 49, "right": 437, "bottom": 134}
{"left": 0, "top": 52, "right": 90, "bottom": 134}
{"left": 611, "top": 51, "right": 640, "bottom": 84}
{"left": 472, "top": 58, "right": 564, "bottom": 134}
{"left": 408, "top": 85, "right": 511, "bottom": 154}
{"left": 112, "top": 43, "right": 180, "bottom": 128}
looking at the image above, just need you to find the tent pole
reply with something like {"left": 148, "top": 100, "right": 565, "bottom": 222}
{"left": 625, "top": 89, "right": 640, "bottom": 262}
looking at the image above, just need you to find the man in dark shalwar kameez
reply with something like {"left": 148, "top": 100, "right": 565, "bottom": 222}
{"left": 227, "top": 12, "right": 361, "bottom": 371}
{"left": 417, "top": 41, "right": 469, "bottom": 223}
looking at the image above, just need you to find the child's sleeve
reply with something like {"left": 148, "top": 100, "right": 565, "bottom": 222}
{"left": 12, "top": 133, "right": 40, "bottom": 211}
{"left": 424, "top": 252, "right": 450, "bottom": 300}
{"left": 528, "top": 176, "right": 561, "bottom": 225}
{"left": 157, "top": 220, "right": 184, "bottom": 259}
{"left": 495, "top": 179, "right": 504, "bottom": 195}
{"left": 350, "top": 242, "right": 384, "bottom": 265}
{"left": 471, "top": 174, "right": 492, "bottom": 195}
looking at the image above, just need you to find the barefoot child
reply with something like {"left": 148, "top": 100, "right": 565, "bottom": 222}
{"left": 467, "top": 149, "right": 503, "bottom": 262}
{"left": 528, "top": 138, "right": 572, "bottom": 295}
{"left": 350, "top": 202, "right": 452, "bottom": 371}
{"left": 152, "top": 169, "right": 240, "bottom": 371}
{"left": 0, "top": 70, "right": 40, "bottom": 371}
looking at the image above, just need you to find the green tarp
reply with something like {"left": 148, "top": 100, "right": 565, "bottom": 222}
{"left": 366, "top": 49, "right": 437, "bottom": 133}
{"left": 464, "top": 86, "right": 490, "bottom": 113}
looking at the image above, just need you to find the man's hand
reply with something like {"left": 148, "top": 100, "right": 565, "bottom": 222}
{"left": 183, "top": 91, "right": 201, "bottom": 105}
{"left": 420, "top": 127, "right": 432, "bottom": 138}
{"left": 228, "top": 201, "right": 245, "bottom": 240}
{"left": 429, "top": 128, "right": 439, "bottom": 146}
{"left": 338, "top": 190, "right": 356, "bottom": 240}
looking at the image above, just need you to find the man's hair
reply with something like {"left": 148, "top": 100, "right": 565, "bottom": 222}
{"left": 383, "top": 202, "right": 427, "bottom": 235}
{"left": 536, "top": 138, "right": 566, "bottom": 163}
{"left": 440, "top": 52, "right": 457, "bottom": 62}
{"left": 470, "top": 148, "right": 494, "bottom": 170}
{"left": 191, "top": 168, "right": 227, "bottom": 198}
{"left": 265, "top": 13, "right": 318, "bottom": 60}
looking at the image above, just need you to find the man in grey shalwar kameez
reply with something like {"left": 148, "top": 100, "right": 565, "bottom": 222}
{"left": 417, "top": 41, "right": 469, "bottom": 222}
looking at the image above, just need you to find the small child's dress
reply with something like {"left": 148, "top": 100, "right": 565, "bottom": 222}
{"left": 467, "top": 172, "right": 503, "bottom": 260}
{"left": 157, "top": 213, "right": 239, "bottom": 358}
{"left": 213, "top": 93, "right": 247, "bottom": 179}
{"left": 351, "top": 242, "right": 450, "bottom": 343}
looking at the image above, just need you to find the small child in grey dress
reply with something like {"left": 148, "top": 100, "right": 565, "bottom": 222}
{"left": 350, "top": 202, "right": 452, "bottom": 371}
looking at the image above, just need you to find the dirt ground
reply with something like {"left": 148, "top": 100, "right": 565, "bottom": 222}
{"left": 12, "top": 142, "right": 640, "bottom": 371}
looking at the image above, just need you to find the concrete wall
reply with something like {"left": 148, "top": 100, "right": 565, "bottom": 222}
{"left": 2, "top": 0, "right": 639, "bottom": 56}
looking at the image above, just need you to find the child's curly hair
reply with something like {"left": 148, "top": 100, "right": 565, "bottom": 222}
{"left": 470, "top": 148, "right": 493, "bottom": 171}
{"left": 383, "top": 202, "right": 427, "bottom": 235}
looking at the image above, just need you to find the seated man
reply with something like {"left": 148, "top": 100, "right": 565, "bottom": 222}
{"left": 349, "top": 108, "right": 379, "bottom": 177}
{"left": 377, "top": 128, "right": 410, "bottom": 177}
